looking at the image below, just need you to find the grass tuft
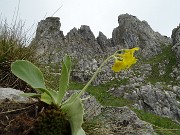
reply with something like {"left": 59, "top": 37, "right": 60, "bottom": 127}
{"left": 0, "top": 19, "right": 37, "bottom": 92}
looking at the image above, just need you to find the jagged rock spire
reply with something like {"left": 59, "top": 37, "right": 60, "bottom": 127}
{"left": 172, "top": 24, "right": 180, "bottom": 62}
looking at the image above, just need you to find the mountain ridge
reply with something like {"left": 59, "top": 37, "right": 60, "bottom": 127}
{"left": 31, "top": 13, "right": 180, "bottom": 123}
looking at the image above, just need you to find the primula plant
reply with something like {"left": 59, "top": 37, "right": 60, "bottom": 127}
{"left": 11, "top": 47, "right": 139, "bottom": 135}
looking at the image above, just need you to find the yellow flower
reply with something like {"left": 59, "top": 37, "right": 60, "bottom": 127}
{"left": 121, "top": 51, "right": 137, "bottom": 68}
{"left": 112, "top": 59, "right": 127, "bottom": 72}
{"left": 112, "top": 47, "right": 139, "bottom": 72}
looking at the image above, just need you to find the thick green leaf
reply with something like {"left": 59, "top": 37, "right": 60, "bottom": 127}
{"left": 35, "top": 88, "right": 59, "bottom": 104}
{"left": 63, "top": 55, "right": 71, "bottom": 73}
{"left": 20, "top": 93, "right": 41, "bottom": 97}
{"left": 61, "top": 93, "right": 85, "bottom": 135}
{"left": 57, "top": 55, "right": 71, "bottom": 105}
{"left": 11, "top": 60, "right": 46, "bottom": 91}
{"left": 46, "top": 88, "right": 59, "bottom": 105}
{"left": 41, "top": 92, "right": 53, "bottom": 105}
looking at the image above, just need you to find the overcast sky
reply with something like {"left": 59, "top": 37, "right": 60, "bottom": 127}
{"left": 0, "top": 0, "right": 180, "bottom": 38}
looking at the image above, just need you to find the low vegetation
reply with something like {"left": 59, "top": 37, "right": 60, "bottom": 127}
{"left": 0, "top": 20, "right": 37, "bottom": 91}
{"left": 144, "top": 45, "right": 177, "bottom": 85}
{"left": 133, "top": 109, "right": 180, "bottom": 135}
{"left": 69, "top": 80, "right": 133, "bottom": 107}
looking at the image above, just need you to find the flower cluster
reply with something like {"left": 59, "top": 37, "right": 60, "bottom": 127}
{"left": 112, "top": 47, "right": 139, "bottom": 72}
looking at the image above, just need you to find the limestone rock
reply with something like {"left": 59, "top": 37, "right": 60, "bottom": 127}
{"left": 97, "top": 106, "right": 157, "bottom": 135}
{"left": 111, "top": 83, "right": 180, "bottom": 121}
{"left": 0, "top": 88, "right": 37, "bottom": 112}
{"left": 172, "top": 24, "right": 180, "bottom": 63}
{"left": 34, "top": 17, "right": 65, "bottom": 56}
{"left": 112, "top": 14, "right": 171, "bottom": 58}
{"left": 78, "top": 25, "right": 96, "bottom": 45}
{"left": 138, "top": 84, "right": 180, "bottom": 120}
{"left": 0, "top": 88, "right": 36, "bottom": 104}
{"left": 32, "top": 15, "right": 172, "bottom": 84}
{"left": 97, "top": 31, "right": 113, "bottom": 51}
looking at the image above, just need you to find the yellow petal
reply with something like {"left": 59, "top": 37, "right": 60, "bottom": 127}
{"left": 112, "top": 47, "right": 139, "bottom": 72}
{"left": 112, "top": 60, "right": 127, "bottom": 72}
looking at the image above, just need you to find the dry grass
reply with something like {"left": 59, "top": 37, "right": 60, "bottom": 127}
{"left": 0, "top": 19, "right": 37, "bottom": 92}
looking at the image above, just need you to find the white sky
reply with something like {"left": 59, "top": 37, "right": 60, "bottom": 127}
{"left": 0, "top": 0, "right": 180, "bottom": 38}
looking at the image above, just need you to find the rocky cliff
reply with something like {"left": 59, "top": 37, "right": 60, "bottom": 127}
{"left": 34, "top": 14, "right": 171, "bottom": 60}
{"left": 32, "top": 14, "right": 180, "bottom": 123}
{"left": 112, "top": 14, "right": 171, "bottom": 58}
{"left": 32, "top": 14, "right": 173, "bottom": 83}
{"left": 172, "top": 24, "right": 180, "bottom": 63}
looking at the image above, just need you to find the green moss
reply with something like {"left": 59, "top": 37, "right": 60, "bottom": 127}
{"left": 33, "top": 105, "right": 71, "bottom": 135}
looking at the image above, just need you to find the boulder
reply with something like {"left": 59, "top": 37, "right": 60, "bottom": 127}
{"left": 0, "top": 88, "right": 36, "bottom": 104}
{"left": 97, "top": 106, "right": 157, "bottom": 135}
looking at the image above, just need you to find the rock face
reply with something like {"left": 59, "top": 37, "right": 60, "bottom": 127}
{"left": 133, "top": 84, "right": 180, "bottom": 120}
{"left": 32, "top": 14, "right": 171, "bottom": 84}
{"left": 33, "top": 14, "right": 172, "bottom": 60}
{"left": 172, "top": 24, "right": 180, "bottom": 63}
{"left": 108, "top": 84, "right": 180, "bottom": 122}
{"left": 112, "top": 14, "right": 171, "bottom": 58}
{"left": 97, "top": 106, "right": 156, "bottom": 135}
{"left": 34, "top": 17, "right": 64, "bottom": 55}
{"left": 0, "top": 88, "right": 36, "bottom": 104}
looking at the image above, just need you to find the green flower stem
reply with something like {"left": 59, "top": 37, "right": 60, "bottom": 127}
{"left": 77, "top": 55, "right": 113, "bottom": 98}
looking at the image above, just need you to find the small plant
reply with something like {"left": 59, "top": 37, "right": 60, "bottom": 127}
{"left": 11, "top": 47, "right": 139, "bottom": 135}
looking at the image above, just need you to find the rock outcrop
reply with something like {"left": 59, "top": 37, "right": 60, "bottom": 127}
{"left": 112, "top": 14, "right": 171, "bottom": 58}
{"left": 111, "top": 83, "right": 180, "bottom": 121}
{"left": 108, "top": 64, "right": 180, "bottom": 121}
{"left": 33, "top": 14, "right": 172, "bottom": 61}
{"left": 0, "top": 88, "right": 36, "bottom": 104}
{"left": 34, "top": 17, "right": 64, "bottom": 54}
{"left": 32, "top": 14, "right": 172, "bottom": 84}
{"left": 172, "top": 24, "right": 180, "bottom": 63}
{"left": 97, "top": 106, "right": 157, "bottom": 135}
